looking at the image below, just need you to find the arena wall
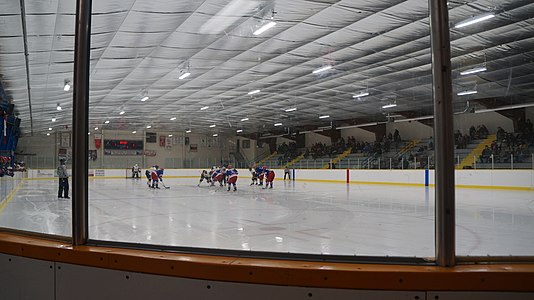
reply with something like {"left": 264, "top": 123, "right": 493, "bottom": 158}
{"left": 305, "top": 132, "right": 331, "bottom": 147}
{"left": 339, "top": 127, "right": 375, "bottom": 143}
{"left": 386, "top": 121, "right": 433, "bottom": 140}
{"left": 454, "top": 111, "right": 514, "bottom": 134}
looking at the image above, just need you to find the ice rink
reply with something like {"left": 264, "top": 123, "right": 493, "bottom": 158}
{"left": 1, "top": 177, "right": 533, "bottom": 258}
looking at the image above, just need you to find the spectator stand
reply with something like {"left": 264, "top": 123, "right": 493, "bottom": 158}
{"left": 322, "top": 147, "right": 352, "bottom": 169}
{"left": 457, "top": 134, "right": 496, "bottom": 169}
{"left": 256, "top": 151, "right": 278, "bottom": 167}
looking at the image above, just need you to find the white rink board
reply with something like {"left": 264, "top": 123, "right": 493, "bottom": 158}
{"left": 25, "top": 168, "right": 534, "bottom": 189}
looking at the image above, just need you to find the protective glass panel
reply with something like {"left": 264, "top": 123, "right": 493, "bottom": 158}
{"left": 87, "top": 0, "right": 435, "bottom": 258}
{"left": 0, "top": 0, "right": 74, "bottom": 237}
{"left": 449, "top": 0, "right": 534, "bottom": 256}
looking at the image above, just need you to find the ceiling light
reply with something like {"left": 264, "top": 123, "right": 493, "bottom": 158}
{"left": 132, "top": 131, "right": 137, "bottom": 134}
{"left": 94, "top": 127, "right": 98, "bottom": 131}
{"left": 52, "top": 118, "right": 56, "bottom": 122}
{"left": 285, "top": 107, "right": 297, "bottom": 112}
{"left": 312, "top": 65, "right": 333, "bottom": 74}
{"left": 353, "top": 92, "right": 370, "bottom": 98}
{"left": 454, "top": 13, "right": 495, "bottom": 29}
{"left": 236, "top": 129, "right": 243, "bottom": 133}
{"left": 48, "top": 127, "right": 52, "bottom": 131}
{"left": 186, "top": 129, "right": 192, "bottom": 133}
{"left": 170, "top": 117, "right": 177, "bottom": 121}
{"left": 457, "top": 90, "right": 478, "bottom": 96}
{"left": 179, "top": 72, "right": 191, "bottom": 80}
{"left": 460, "top": 66, "right": 487, "bottom": 76}
{"left": 253, "top": 21, "right": 276, "bottom": 35}
{"left": 63, "top": 80, "right": 71, "bottom": 92}
{"left": 319, "top": 115, "right": 330, "bottom": 119}
{"left": 274, "top": 123, "right": 282, "bottom": 126}
{"left": 168, "top": 134, "right": 173, "bottom": 137}
{"left": 240, "top": 118, "right": 249, "bottom": 122}
{"left": 56, "top": 104, "right": 62, "bottom": 111}
{"left": 119, "top": 111, "right": 125, "bottom": 115}
{"left": 213, "top": 134, "right": 218, "bottom": 137}
{"left": 200, "top": 106, "right": 209, "bottom": 110}
{"left": 46, "top": 133, "right": 50, "bottom": 136}
{"left": 382, "top": 103, "right": 397, "bottom": 109}
{"left": 104, "top": 120, "right": 110, "bottom": 124}
{"left": 146, "top": 125, "right": 152, "bottom": 129}
{"left": 141, "top": 96, "right": 149, "bottom": 102}
{"left": 248, "top": 89, "right": 260, "bottom": 95}
{"left": 88, "top": 132, "right": 91, "bottom": 135}
{"left": 209, "top": 124, "right": 216, "bottom": 128}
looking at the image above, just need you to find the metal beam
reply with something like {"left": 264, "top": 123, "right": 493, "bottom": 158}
{"left": 18, "top": 0, "right": 33, "bottom": 135}
{"left": 429, "top": 0, "right": 456, "bottom": 267}
{"left": 72, "top": 0, "right": 92, "bottom": 246}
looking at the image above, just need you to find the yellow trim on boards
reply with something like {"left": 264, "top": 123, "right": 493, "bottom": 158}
{"left": 21, "top": 175, "right": 534, "bottom": 191}
{"left": 0, "top": 179, "right": 25, "bottom": 213}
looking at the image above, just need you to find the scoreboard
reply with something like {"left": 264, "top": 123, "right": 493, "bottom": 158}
{"left": 103, "top": 139, "right": 143, "bottom": 150}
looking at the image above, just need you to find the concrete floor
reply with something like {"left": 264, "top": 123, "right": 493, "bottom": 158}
{"left": 1, "top": 177, "right": 533, "bottom": 257}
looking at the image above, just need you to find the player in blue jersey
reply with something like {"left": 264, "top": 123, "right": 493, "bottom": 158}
{"left": 255, "top": 166, "right": 266, "bottom": 186}
{"left": 225, "top": 166, "right": 238, "bottom": 191}
{"left": 211, "top": 167, "right": 224, "bottom": 186}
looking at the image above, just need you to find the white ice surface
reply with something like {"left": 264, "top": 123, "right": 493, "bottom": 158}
{"left": 1, "top": 177, "right": 533, "bottom": 258}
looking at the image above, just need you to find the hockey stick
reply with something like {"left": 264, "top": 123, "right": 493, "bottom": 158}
{"left": 160, "top": 180, "right": 171, "bottom": 189}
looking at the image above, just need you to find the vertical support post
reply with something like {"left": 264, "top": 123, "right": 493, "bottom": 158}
{"left": 378, "top": 157, "right": 381, "bottom": 170}
{"left": 401, "top": 157, "right": 404, "bottom": 170}
{"left": 430, "top": 0, "right": 455, "bottom": 267}
{"left": 72, "top": 0, "right": 92, "bottom": 246}
{"left": 390, "top": 157, "right": 392, "bottom": 170}
{"left": 474, "top": 156, "right": 477, "bottom": 169}
{"left": 511, "top": 154, "right": 514, "bottom": 170}
{"left": 414, "top": 157, "right": 417, "bottom": 169}
{"left": 491, "top": 154, "right": 494, "bottom": 170}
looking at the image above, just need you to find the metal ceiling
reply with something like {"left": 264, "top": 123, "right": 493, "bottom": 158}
{"left": 1, "top": 0, "right": 533, "bottom": 136}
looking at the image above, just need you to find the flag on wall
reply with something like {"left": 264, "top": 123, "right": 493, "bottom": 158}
{"left": 94, "top": 133, "right": 102, "bottom": 149}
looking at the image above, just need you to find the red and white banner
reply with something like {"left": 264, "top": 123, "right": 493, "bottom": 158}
{"left": 94, "top": 133, "right": 102, "bottom": 149}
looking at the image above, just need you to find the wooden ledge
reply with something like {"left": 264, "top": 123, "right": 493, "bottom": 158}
{"left": 0, "top": 232, "right": 533, "bottom": 291}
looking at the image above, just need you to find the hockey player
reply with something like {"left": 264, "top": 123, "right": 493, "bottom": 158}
{"left": 263, "top": 168, "right": 276, "bottom": 189}
{"left": 145, "top": 169, "right": 152, "bottom": 187}
{"left": 248, "top": 167, "right": 258, "bottom": 185}
{"left": 220, "top": 166, "right": 227, "bottom": 186}
{"left": 211, "top": 167, "right": 224, "bottom": 186}
{"left": 225, "top": 166, "right": 238, "bottom": 191}
{"left": 132, "top": 164, "right": 141, "bottom": 178}
{"left": 150, "top": 166, "right": 161, "bottom": 189}
{"left": 156, "top": 168, "right": 168, "bottom": 188}
{"left": 198, "top": 170, "right": 212, "bottom": 186}
{"left": 255, "top": 166, "right": 265, "bottom": 186}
